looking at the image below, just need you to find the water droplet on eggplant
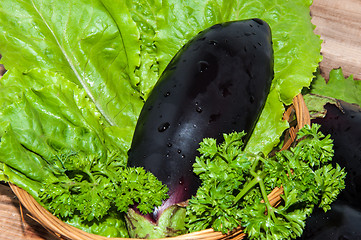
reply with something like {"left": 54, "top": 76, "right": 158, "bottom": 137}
{"left": 196, "top": 106, "right": 203, "bottom": 113}
{"left": 209, "top": 40, "right": 218, "bottom": 46}
{"left": 250, "top": 95, "right": 255, "bottom": 103}
{"left": 246, "top": 67, "right": 254, "bottom": 79}
{"left": 219, "top": 82, "right": 232, "bottom": 97}
{"left": 198, "top": 61, "right": 209, "bottom": 73}
{"left": 158, "top": 122, "right": 170, "bottom": 132}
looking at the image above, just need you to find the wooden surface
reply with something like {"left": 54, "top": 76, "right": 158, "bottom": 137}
{"left": 0, "top": 184, "right": 58, "bottom": 240}
{"left": 0, "top": 0, "right": 361, "bottom": 239}
{"left": 311, "top": 0, "right": 361, "bottom": 80}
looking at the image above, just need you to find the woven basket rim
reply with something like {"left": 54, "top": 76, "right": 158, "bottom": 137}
{"left": 10, "top": 93, "right": 310, "bottom": 240}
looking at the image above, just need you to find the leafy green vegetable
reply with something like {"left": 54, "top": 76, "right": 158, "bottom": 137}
{"left": 0, "top": 68, "right": 168, "bottom": 238}
{"left": 0, "top": 0, "right": 322, "bottom": 237}
{"left": 304, "top": 68, "right": 361, "bottom": 110}
{"left": 303, "top": 68, "right": 361, "bottom": 120}
{"left": 66, "top": 213, "right": 129, "bottom": 238}
{"left": 309, "top": 68, "right": 361, "bottom": 107}
{"left": 39, "top": 152, "right": 168, "bottom": 221}
{"left": 126, "top": 205, "right": 187, "bottom": 238}
{"left": 186, "top": 125, "right": 346, "bottom": 239}
{"left": 0, "top": 0, "right": 321, "bottom": 156}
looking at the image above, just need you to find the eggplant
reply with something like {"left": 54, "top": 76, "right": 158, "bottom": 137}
{"left": 313, "top": 101, "right": 361, "bottom": 208}
{"left": 299, "top": 99, "right": 361, "bottom": 239}
{"left": 299, "top": 201, "right": 361, "bottom": 240}
{"left": 127, "top": 19, "right": 273, "bottom": 223}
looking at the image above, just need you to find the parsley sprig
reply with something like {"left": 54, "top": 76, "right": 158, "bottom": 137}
{"left": 39, "top": 151, "right": 169, "bottom": 223}
{"left": 186, "top": 124, "right": 346, "bottom": 239}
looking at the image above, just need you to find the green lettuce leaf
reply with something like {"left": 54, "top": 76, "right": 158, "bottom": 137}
{"left": 303, "top": 68, "right": 361, "bottom": 121}
{"left": 0, "top": 0, "right": 322, "bottom": 237}
{"left": 310, "top": 68, "right": 361, "bottom": 106}
{"left": 0, "top": 0, "right": 144, "bottom": 129}
{"left": 0, "top": 68, "right": 110, "bottom": 193}
{"left": 0, "top": 0, "right": 321, "bottom": 156}
{"left": 0, "top": 68, "right": 170, "bottom": 238}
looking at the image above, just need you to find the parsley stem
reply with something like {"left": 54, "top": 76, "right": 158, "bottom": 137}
{"left": 233, "top": 153, "right": 278, "bottom": 223}
{"left": 250, "top": 155, "right": 261, "bottom": 173}
{"left": 233, "top": 176, "right": 260, "bottom": 203}
{"left": 233, "top": 156, "right": 262, "bottom": 203}
{"left": 258, "top": 177, "right": 278, "bottom": 222}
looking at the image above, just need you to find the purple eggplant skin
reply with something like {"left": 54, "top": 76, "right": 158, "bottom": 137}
{"left": 299, "top": 202, "right": 361, "bottom": 240}
{"left": 299, "top": 100, "right": 361, "bottom": 239}
{"left": 127, "top": 19, "right": 274, "bottom": 222}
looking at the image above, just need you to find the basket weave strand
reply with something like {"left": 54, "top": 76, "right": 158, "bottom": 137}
{"left": 10, "top": 93, "right": 310, "bottom": 240}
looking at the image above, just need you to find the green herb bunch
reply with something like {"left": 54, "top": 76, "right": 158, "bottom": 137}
{"left": 39, "top": 151, "right": 169, "bottom": 224}
{"left": 186, "top": 124, "right": 346, "bottom": 240}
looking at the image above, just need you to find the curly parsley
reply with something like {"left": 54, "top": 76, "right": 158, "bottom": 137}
{"left": 39, "top": 151, "right": 169, "bottom": 223}
{"left": 186, "top": 124, "right": 346, "bottom": 239}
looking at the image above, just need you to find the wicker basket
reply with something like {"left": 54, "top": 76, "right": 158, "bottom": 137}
{"left": 10, "top": 93, "right": 310, "bottom": 240}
